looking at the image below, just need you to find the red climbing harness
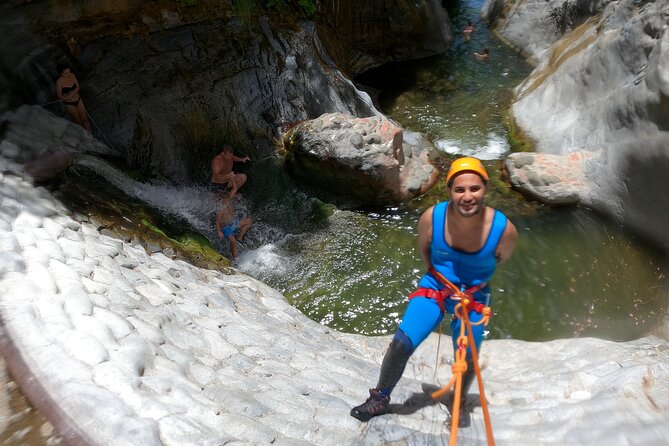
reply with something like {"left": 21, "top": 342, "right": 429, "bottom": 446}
{"left": 408, "top": 267, "right": 487, "bottom": 313}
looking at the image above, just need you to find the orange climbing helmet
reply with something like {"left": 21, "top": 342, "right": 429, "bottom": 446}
{"left": 446, "top": 157, "right": 489, "bottom": 186}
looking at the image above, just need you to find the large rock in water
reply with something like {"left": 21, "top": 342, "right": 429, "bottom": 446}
{"left": 489, "top": 0, "right": 669, "bottom": 253}
{"left": 504, "top": 151, "right": 600, "bottom": 205}
{"left": 284, "top": 113, "right": 441, "bottom": 205}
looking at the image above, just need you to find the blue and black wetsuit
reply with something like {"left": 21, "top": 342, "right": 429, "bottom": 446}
{"left": 399, "top": 200, "right": 508, "bottom": 357}
{"left": 372, "top": 201, "right": 508, "bottom": 400}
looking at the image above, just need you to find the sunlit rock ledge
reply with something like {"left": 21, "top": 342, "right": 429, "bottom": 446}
{"left": 1, "top": 164, "right": 668, "bottom": 445}
{"left": 486, "top": 0, "right": 669, "bottom": 254}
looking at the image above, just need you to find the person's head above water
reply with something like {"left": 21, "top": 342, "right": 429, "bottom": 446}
{"left": 446, "top": 156, "right": 489, "bottom": 188}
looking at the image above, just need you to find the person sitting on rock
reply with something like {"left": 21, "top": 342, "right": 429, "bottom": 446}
{"left": 215, "top": 180, "right": 252, "bottom": 262}
{"left": 211, "top": 145, "right": 250, "bottom": 197}
{"left": 55, "top": 61, "right": 92, "bottom": 132}
{"left": 350, "top": 157, "right": 517, "bottom": 425}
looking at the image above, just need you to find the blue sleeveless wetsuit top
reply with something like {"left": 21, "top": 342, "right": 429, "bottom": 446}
{"left": 418, "top": 201, "right": 508, "bottom": 291}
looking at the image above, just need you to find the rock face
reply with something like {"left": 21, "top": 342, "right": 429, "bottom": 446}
{"left": 0, "top": 105, "right": 117, "bottom": 182}
{"left": 0, "top": 2, "right": 380, "bottom": 183}
{"left": 79, "top": 18, "right": 380, "bottom": 183}
{"left": 317, "top": 0, "right": 453, "bottom": 75}
{"left": 490, "top": 0, "right": 669, "bottom": 252}
{"left": 0, "top": 1, "right": 454, "bottom": 184}
{"left": 284, "top": 113, "right": 441, "bottom": 205}
{"left": 0, "top": 105, "right": 115, "bottom": 161}
{"left": 482, "top": 0, "right": 614, "bottom": 64}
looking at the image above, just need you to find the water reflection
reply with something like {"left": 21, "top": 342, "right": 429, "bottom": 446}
{"left": 500, "top": 209, "right": 668, "bottom": 341}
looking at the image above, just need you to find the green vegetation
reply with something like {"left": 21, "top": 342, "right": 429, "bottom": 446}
{"left": 140, "top": 218, "right": 171, "bottom": 239}
{"left": 505, "top": 112, "right": 535, "bottom": 153}
{"left": 232, "top": 0, "right": 258, "bottom": 16}
{"left": 141, "top": 218, "right": 229, "bottom": 267}
{"left": 266, "top": 0, "right": 317, "bottom": 16}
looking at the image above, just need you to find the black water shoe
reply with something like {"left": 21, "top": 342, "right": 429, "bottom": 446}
{"left": 350, "top": 389, "right": 390, "bottom": 421}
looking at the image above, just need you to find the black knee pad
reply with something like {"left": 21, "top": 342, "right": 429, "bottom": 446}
{"left": 392, "top": 329, "right": 414, "bottom": 355}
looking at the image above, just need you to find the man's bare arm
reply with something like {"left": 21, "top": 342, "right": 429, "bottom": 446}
{"left": 417, "top": 207, "right": 434, "bottom": 270}
{"left": 211, "top": 157, "right": 220, "bottom": 176}
{"left": 233, "top": 155, "right": 250, "bottom": 162}
{"left": 495, "top": 220, "right": 518, "bottom": 264}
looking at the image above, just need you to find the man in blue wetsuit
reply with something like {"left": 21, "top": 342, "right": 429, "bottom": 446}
{"left": 351, "top": 156, "right": 518, "bottom": 423}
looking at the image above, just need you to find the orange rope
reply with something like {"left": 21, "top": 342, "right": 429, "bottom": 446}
{"left": 461, "top": 299, "right": 495, "bottom": 446}
{"left": 429, "top": 287, "right": 495, "bottom": 445}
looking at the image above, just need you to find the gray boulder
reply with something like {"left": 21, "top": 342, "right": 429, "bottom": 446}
{"left": 284, "top": 112, "right": 441, "bottom": 205}
{"left": 23, "top": 148, "right": 73, "bottom": 182}
{"left": 495, "top": 0, "right": 669, "bottom": 252}
{"left": 504, "top": 151, "right": 600, "bottom": 205}
{"left": 0, "top": 105, "right": 117, "bottom": 182}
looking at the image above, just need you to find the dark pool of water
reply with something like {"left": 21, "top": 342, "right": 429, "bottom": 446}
{"left": 356, "top": 0, "right": 532, "bottom": 158}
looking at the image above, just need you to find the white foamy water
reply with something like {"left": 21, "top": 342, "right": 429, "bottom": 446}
{"left": 72, "top": 155, "right": 287, "bottom": 260}
{"left": 74, "top": 155, "right": 218, "bottom": 234}
{"left": 434, "top": 132, "right": 509, "bottom": 160}
{"left": 237, "top": 242, "right": 291, "bottom": 277}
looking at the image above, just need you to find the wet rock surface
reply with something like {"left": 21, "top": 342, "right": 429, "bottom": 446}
{"left": 0, "top": 357, "right": 61, "bottom": 446}
{"left": 490, "top": 0, "right": 669, "bottom": 252}
{"left": 504, "top": 151, "right": 600, "bottom": 205}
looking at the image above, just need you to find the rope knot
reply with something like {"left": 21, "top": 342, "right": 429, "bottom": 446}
{"left": 457, "top": 335, "right": 468, "bottom": 349}
{"left": 452, "top": 361, "right": 468, "bottom": 374}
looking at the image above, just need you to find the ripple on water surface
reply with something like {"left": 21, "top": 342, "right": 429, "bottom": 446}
{"left": 243, "top": 207, "right": 668, "bottom": 342}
